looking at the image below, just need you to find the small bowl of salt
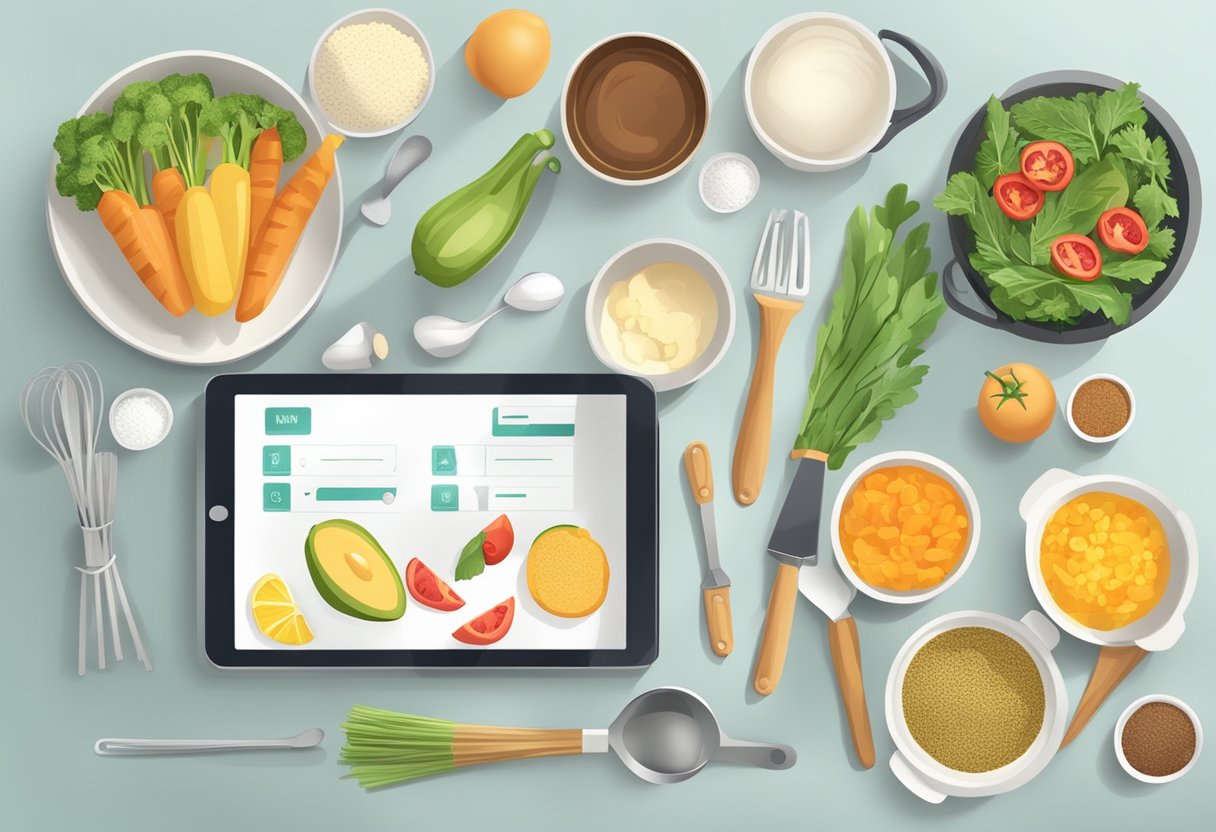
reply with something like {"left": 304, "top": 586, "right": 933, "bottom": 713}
{"left": 698, "top": 152, "right": 759, "bottom": 214}
{"left": 109, "top": 389, "right": 173, "bottom": 451}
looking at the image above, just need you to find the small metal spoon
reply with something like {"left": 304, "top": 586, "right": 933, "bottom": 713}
{"left": 361, "top": 135, "right": 433, "bottom": 226}
{"left": 95, "top": 728, "right": 324, "bottom": 756}
{"left": 414, "top": 272, "right": 564, "bottom": 358}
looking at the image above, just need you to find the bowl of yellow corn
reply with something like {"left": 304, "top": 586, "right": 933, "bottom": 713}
{"left": 1019, "top": 469, "right": 1198, "bottom": 651}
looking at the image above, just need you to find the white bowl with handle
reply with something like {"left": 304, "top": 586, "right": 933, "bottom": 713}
{"left": 886, "top": 610, "right": 1068, "bottom": 802}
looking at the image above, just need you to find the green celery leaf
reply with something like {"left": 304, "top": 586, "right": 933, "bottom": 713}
{"left": 1145, "top": 226, "right": 1176, "bottom": 260}
{"left": 1067, "top": 277, "right": 1132, "bottom": 325}
{"left": 1093, "top": 83, "right": 1147, "bottom": 146}
{"left": 1011, "top": 94, "right": 1101, "bottom": 163}
{"left": 974, "top": 96, "right": 1021, "bottom": 191}
{"left": 934, "top": 172, "right": 1022, "bottom": 269}
{"left": 454, "top": 532, "right": 487, "bottom": 581}
{"left": 987, "top": 264, "right": 1080, "bottom": 322}
{"left": 1111, "top": 125, "right": 1171, "bottom": 186}
{"left": 1029, "top": 157, "right": 1127, "bottom": 264}
{"left": 1132, "top": 182, "right": 1179, "bottom": 229}
{"left": 1102, "top": 257, "right": 1166, "bottom": 284}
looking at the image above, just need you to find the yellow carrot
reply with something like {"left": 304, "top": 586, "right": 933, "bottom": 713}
{"left": 151, "top": 168, "right": 186, "bottom": 250}
{"left": 176, "top": 186, "right": 235, "bottom": 316}
{"left": 248, "top": 127, "right": 282, "bottom": 250}
{"left": 210, "top": 162, "right": 252, "bottom": 296}
{"left": 237, "top": 134, "right": 343, "bottom": 322}
{"left": 98, "top": 190, "right": 193, "bottom": 317}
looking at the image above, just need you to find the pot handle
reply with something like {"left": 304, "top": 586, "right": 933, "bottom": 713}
{"left": 941, "top": 258, "right": 1000, "bottom": 323}
{"left": 1019, "top": 468, "right": 1077, "bottom": 521}
{"left": 889, "top": 751, "right": 947, "bottom": 804}
{"left": 871, "top": 30, "right": 948, "bottom": 153}
{"left": 1021, "top": 610, "right": 1060, "bottom": 651}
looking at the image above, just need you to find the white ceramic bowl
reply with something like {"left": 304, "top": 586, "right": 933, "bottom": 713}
{"left": 109, "top": 388, "right": 173, "bottom": 451}
{"left": 1020, "top": 469, "right": 1198, "bottom": 652}
{"left": 831, "top": 451, "right": 980, "bottom": 604}
{"left": 561, "top": 33, "right": 710, "bottom": 186}
{"left": 1114, "top": 694, "right": 1203, "bottom": 784}
{"left": 1066, "top": 373, "right": 1136, "bottom": 443}
{"left": 307, "top": 8, "right": 435, "bottom": 138}
{"left": 886, "top": 610, "right": 1068, "bottom": 803}
{"left": 45, "top": 51, "right": 343, "bottom": 365}
{"left": 585, "top": 239, "right": 735, "bottom": 392}
{"left": 698, "top": 152, "right": 760, "bottom": 213}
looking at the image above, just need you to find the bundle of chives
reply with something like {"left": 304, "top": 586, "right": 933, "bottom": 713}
{"left": 341, "top": 705, "right": 458, "bottom": 788}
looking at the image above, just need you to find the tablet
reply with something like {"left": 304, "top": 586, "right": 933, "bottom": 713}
{"left": 203, "top": 374, "right": 657, "bottom": 668}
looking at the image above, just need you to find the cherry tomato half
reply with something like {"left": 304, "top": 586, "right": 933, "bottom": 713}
{"left": 1050, "top": 234, "right": 1103, "bottom": 281}
{"left": 1021, "top": 141, "right": 1075, "bottom": 192}
{"left": 453, "top": 598, "right": 515, "bottom": 645}
{"left": 1096, "top": 207, "right": 1150, "bottom": 255}
{"left": 405, "top": 558, "right": 465, "bottom": 611}
{"left": 994, "top": 173, "right": 1044, "bottom": 220}
{"left": 481, "top": 514, "right": 514, "bottom": 565}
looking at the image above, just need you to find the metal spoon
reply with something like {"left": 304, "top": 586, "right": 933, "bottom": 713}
{"left": 95, "top": 728, "right": 324, "bottom": 756}
{"left": 413, "top": 272, "right": 565, "bottom": 358}
{"left": 361, "top": 135, "right": 432, "bottom": 226}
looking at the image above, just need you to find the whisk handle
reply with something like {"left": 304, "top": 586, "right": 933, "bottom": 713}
{"left": 452, "top": 725, "right": 588, "bottom": 769}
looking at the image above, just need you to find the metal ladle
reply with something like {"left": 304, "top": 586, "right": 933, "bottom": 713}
{"left": 413, "top": 271, "right": 564, "bottom": 358}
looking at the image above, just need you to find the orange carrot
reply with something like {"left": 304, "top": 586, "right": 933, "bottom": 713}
{"left": 236, "top": 134, "right": 343, "bottom": 322}
{"left": 97, "top": 190, "right": 193, "bottom": 317}
{"left": 248, "top": 127, "right": 282, "bottom": 250}
{"left": 151, "top": 168, "right": 187, "bottom": 249}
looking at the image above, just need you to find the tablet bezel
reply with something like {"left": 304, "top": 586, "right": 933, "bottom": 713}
{"left": 203, "top": 373, "right": 658, "bottom": 668}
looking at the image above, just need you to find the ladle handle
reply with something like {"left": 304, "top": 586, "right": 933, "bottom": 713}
{"left": 714, "top": 737, "right": 797, "bottom": 770}
{"left": 450, "top": 725, "right": 589, "bottom": 769}
{"left": 753, "top": 562, "right": 799, "bottom": 695}
{"left": 1061, "top": 645, "right": 1149, "bottom": 748}
{"left": 827, "top": 615, "right": 875, "bottom": 769}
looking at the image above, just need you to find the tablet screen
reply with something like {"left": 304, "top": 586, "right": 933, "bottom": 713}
{"left": 232, "top": 393, "right": 627, "bottom": 651}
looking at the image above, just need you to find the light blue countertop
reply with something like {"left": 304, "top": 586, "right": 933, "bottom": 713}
{"left": 4, "top": 0, "right": 1211, "bottom": 828}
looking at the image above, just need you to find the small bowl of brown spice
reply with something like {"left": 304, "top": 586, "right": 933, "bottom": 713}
{"left": 1067, "top": 373, "right": 1135, "bottom": 443}
{"left": 1115, "top": 695, "right": 1202, "bottom": 784}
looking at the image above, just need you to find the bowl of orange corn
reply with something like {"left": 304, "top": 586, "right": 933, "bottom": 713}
{"left": 1019, "top": 469, "right": 1198, "bottom": 650}
{"left": 831, "top": 451, "right": 981, "bottom": 604}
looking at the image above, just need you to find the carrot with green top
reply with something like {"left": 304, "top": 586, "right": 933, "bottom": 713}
{"left": 98, "top": 189, "right": 193, "bottom": 317}
{"left": 151, "top": 167, "right": 186, "bottom": 248}
{"left": 237, "top": 134, "right": 343, "bottom": 322}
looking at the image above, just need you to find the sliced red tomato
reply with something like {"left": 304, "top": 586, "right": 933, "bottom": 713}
{"left": 1096, "top": 207, "right": 1149, "bottom": 255}
{"left": 452, "top": 598, "right": 515, "bottom": 645}
{"left": 481, "top": 514, "right": 514, "bottom": 565}
{"left": 1050, "top": 234, "right": 1103, "bottom": 281}
{"left": 1020, "top": 141, "right": 1074, "bottom": 191}
{"left": 405, "top": 558, "right": 464, "bottom": 611}
{"left": 994, "top": 173, "right": 1044, "bottom": 220}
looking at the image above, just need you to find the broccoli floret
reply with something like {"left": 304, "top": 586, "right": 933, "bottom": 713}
{"left": 53, "top": 112, "right": 119, "bottom": 211}
{"left": 199, "top": 92, "right": 307, "bottom": 167}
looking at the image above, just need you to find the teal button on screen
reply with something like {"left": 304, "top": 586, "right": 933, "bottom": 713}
{"left": 432, "top": 445, "right": 457, "bottom": 475}
{"left": 262, "top": 445, "right": 291, "bottom": 475}
{"left": 431, "top": 484, "right": 459, "bottom": 511}
{"left": 265, "top": 407, "right": 311, "bottom": 435}
{"left": 263, "top": 483, "right": 291, "bottom": 511}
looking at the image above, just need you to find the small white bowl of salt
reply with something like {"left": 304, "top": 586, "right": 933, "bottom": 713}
{"left": 698, "top": 152, "right": 760, "bottom": 214}
{"left": 109, "top": 389, "right": 173, "bottom": 451}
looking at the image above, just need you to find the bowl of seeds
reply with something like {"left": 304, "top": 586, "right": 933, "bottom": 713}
{"left": 1067, "top": 373, "right": 1135, "bottom": 443}
{"left": 1115, "top": 694, "right": 1202, "bottom": 783}
{"left": 884, "top": 610, "right": 1068, "bottom": 803}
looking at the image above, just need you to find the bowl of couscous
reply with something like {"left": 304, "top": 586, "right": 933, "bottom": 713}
{"left": 307, "top": 8, "right": 435, "bottom": 138}
{"left": 1019, "top": 468, "right": 1198, "bottom": 651}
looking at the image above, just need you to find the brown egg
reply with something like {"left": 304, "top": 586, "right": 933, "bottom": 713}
{"left": 465, "top": 10, "right": 551, "bottom": 99}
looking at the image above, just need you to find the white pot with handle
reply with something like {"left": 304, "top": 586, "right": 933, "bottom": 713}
{"left": 1019, "top": 468, "right": 1198, "bottom": 651}
{"left": 885, "top": 610, "right": 1068, "bottom": 803}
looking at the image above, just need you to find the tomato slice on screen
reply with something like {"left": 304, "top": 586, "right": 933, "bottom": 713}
{"left": 405, "top": 558, "right": 465, "bottom": 611}
{"left": 453, "top": 598, "right": 515, "bottom": 645}
{"left": 481, "top": 514, "right": 515, "bottom": 566}
{"left": 993, "top": 173, "right": 1044, "bottom": 220}
{"left": 1050, "top": 234, "right": 1103, "bottom": 281}
{"left": 1020, "top": 141, "right": 1075, "bottom": 191}
{"left": 1096, "top": 207, "right": 1150, "bottom": 255}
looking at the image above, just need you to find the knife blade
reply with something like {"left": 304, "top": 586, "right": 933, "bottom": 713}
{"left": 753, "top": 450, "right": 828, "bottom": 695}
{"left": 684, "top": 442, "right": 733, "bottom": 657}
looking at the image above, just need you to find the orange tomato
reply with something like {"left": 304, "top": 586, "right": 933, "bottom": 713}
{"left": 978, "top": 363, "right": 1055, "bottom": 443}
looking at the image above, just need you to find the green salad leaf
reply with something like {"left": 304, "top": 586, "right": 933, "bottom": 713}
{"left": 936, "top": 83, "right": 1178, "bottom": 329}
{"left": 795, "top": 185, "right": 945, "bottom": 469}
{"left": 454, "top": 532, "right": 487, "bottom": 581}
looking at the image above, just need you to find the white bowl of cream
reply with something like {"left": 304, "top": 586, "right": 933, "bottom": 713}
{"left": 585, "top": 239, "right": 736, "bottom": 392}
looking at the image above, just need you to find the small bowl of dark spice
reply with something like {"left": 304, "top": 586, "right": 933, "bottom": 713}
{"left": 1067, "top": 373, "right": 1135, "bottom": 443}
{"left": 1116, "top": 695, "right": 1202, "bottom": 783}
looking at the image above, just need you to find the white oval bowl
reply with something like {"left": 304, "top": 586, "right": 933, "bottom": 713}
{"left": 698, "top": 152, "right": 760, "bottom": 213}
{"left": 1114, "top": 694, "right": 1203, "bottom": 784}
{"left": 1066, "top": 373, "right": 1136, "bottom": 443}
{"left": 585, "top": 239, "right": 735, "bottom": 392}
{"left": 109, "top": 388, "right": 173, "bottom": 451}
{"left": 307, "top": 8, "right": 435, "bottom": 138}
{"left": 831, "top": 451, "right": 981, "bottom": 604}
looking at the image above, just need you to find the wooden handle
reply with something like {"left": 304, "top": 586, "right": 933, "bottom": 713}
{"left": 827, "top": 616, "right": 875, "bottom": 769}
{"left": 452, "top": 725, "right": 585, "bottom": 768}
{"left": 703, "top": 586, "right": 734, "bottom": 657}
{"left": 732, "top": 294, "right": 803, "bottom": 506}
{"left": 1061, "top": 645, "right": 1150, "bottom": 748}
{"left": 753, "top": 562, "right": 800, "bottom": 695}
{"left": 684, "top": 441, "right": 714, "bottom": 504}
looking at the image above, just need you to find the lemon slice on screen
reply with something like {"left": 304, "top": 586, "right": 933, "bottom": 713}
{"left": 251, "top": 574, "right": 314, "bottom": 645}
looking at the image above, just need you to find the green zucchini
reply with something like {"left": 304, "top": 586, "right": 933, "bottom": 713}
{"left": 412, "top": 129, "right": 560, "bottom": 288}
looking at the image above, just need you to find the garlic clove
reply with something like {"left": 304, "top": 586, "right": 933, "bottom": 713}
{"left": 322, "top": 322, "right": 389, "bottom": 371}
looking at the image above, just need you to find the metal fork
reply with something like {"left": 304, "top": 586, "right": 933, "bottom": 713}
{"left": 732, "top": 209, "right": 810, "bottom": 506}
